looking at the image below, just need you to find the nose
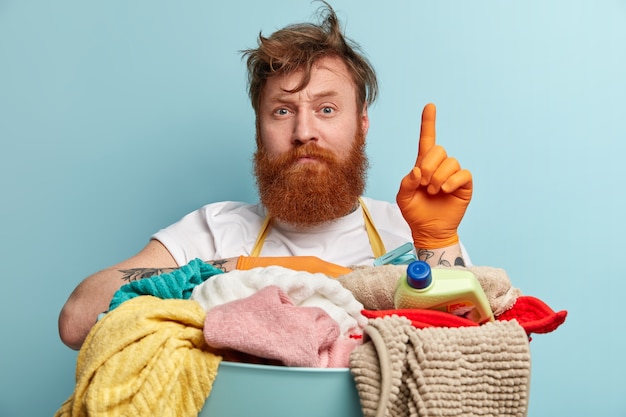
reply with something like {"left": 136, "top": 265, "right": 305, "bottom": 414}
{"left": 292, "top": 111, "right": 318, "bottom": 145}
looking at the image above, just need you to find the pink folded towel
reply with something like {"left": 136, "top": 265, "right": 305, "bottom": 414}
{"left": 203, "top": 286, "right": 360, "bottom": 368}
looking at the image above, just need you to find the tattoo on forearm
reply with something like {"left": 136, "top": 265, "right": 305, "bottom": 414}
{"left": 210, "top": 259, "right": 229, "bottom": 272}
{"left": 437, "top": 255, "right": 452, "bottom": 267}
{"left": 417, "top": 249, "right": 465, "bottom": 267}
{"left": 417, "top": 249, "right": 434, "bottom": 262}
{"left": 119, "top": 267, "right": 177, "bottom": 283}
{"left": 417, "top": 249, "right": 433, "bottom": 262}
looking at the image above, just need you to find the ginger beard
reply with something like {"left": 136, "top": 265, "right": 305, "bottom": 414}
{"left": 254, "top": 127, "right": 368, "bottom": 228}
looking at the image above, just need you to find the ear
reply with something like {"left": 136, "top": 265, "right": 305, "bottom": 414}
{"left": 360, "top": 103, "right": 370, "bottom": 136}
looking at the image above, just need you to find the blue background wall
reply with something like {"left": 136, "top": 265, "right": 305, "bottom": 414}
{"left": 1, "top": 1, "right": 624, "bottom": 415}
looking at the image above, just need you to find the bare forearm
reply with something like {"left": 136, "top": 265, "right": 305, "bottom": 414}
{"left": 58, "top": 265, "right": 178, "bottom": 350}
{"left": 58, "top": 239, "right": 182, "bottom": 350}
{"left": 205, "top": 258, "right": 238, "bottom": 273}
{"left": 417, "top": 243, "right": 466, "bottom": 267}
{"left": 58, "top": 253, "right": 238, "bottom": 350}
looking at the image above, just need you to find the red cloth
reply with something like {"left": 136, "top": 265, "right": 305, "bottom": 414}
{"left": 496, "top": 295, "right": 567, "bottom": 334}
{"left": 362, "top": 295, "right": 567, "bottom": 336}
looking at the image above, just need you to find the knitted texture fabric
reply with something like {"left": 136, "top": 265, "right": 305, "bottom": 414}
{"left": 55, "top": 296, "right": 222, "bottom": 417}
{"left": 349, "top": 316, "right": 531, "bottom": 417}
{"left": 108, "top": 258, "right": 223, "bottom": 312}
{"left": 338, "top": 265, "right": 405, "bottom": 310}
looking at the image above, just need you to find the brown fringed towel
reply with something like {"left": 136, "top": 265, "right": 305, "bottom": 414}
{"left": 349, "top": 316, "right": 531, "bottom": 417}
{"left": 339, "top": 265, "right": 522, "bottom": 316}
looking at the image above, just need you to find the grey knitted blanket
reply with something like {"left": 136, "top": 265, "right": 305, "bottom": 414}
{"left": 349, "top": 317, "right": 531, "bottom": 417}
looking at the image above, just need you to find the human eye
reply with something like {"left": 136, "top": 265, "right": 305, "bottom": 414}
{"left": 274, "top": 107, "right": 290, "bottom": 116}
{"left": 320, "top": 106, "right": 335, "bottom": 115}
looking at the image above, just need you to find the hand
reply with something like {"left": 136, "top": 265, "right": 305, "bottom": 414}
{"left": 396, "top": 103, "right": 473, "bottom": 249}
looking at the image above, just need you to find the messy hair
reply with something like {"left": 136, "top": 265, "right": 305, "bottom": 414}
{"left": 241, "top": 1, "right": 378, "bottom": 115}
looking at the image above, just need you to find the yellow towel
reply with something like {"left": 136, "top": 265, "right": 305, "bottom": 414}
{"left": 56, "top": 296, "right": 221, "bottom": 417}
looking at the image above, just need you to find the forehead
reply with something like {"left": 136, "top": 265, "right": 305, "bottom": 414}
{"left": 262, "top": 56, "right": 357, "bottom": 102}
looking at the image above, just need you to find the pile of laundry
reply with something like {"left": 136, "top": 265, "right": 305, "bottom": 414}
{"left": 55, "top": 259, "right": 367, "bottom": 417}
{"left": 56, "top": 258, "right": 567, "bottom": 417}
{"left": 191, "top": 263, "right": 367, "bottom": 367}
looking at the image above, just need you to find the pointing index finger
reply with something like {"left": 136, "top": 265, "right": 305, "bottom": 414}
{"left": 417, "top": 103, "right": 437, "bottom": 166}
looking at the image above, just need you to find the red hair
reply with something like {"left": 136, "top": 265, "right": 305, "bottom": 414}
{"left": 242, "top": 2, "right": 378, "bottom": 115}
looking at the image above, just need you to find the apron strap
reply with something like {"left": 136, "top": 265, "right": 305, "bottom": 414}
{"left": 250, "top": 214, "right": 273, "bottom": 257}
{"left": 251, "top": 198, "right": 387, "bottom": 258}
{"left": 359, "top": 197, "right": 387, "bottom": 258}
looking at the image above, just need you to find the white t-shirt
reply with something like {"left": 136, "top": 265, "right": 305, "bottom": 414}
{"left": 152, "top": 196, "right": 415, "bottom": 267}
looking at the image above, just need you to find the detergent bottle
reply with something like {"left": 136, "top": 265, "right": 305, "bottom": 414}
{"left": 394, "top": 261, "right": 494, "bottom": 323}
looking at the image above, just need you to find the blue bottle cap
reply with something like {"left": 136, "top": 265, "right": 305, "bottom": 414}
{"left": 406, "top": 261, "right": 432, "bottom": 289}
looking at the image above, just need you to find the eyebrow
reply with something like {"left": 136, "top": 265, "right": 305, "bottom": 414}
{"left": 269, "top": 90, "right": 340, "bottom": 103}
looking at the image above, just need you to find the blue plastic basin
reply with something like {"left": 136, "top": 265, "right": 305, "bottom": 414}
{"left": 198, "top": 361, "right": 364, "bottom": 417}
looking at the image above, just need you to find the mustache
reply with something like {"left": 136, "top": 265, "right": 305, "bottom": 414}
{"left": 286, "top": 144, "right": 337, "bottom": 163}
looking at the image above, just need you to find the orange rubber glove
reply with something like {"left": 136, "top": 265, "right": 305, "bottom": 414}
{"left": 236, "top": 256, "right": 352, "bottom": 278}
{"left": 396, "top": 103, "right": 473, "bottom": 249}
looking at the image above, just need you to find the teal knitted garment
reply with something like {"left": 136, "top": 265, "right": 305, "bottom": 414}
{"left": 108, "top": 258, "right": 223, "bottom": 312}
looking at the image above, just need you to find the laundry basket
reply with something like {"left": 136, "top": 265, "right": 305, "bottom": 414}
{"left": 198, "top": 361, "right": 363, "bottom": 417}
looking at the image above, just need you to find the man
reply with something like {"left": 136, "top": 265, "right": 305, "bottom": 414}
{"left": 58, "top": 4, "right": 472, "bottom": 350}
